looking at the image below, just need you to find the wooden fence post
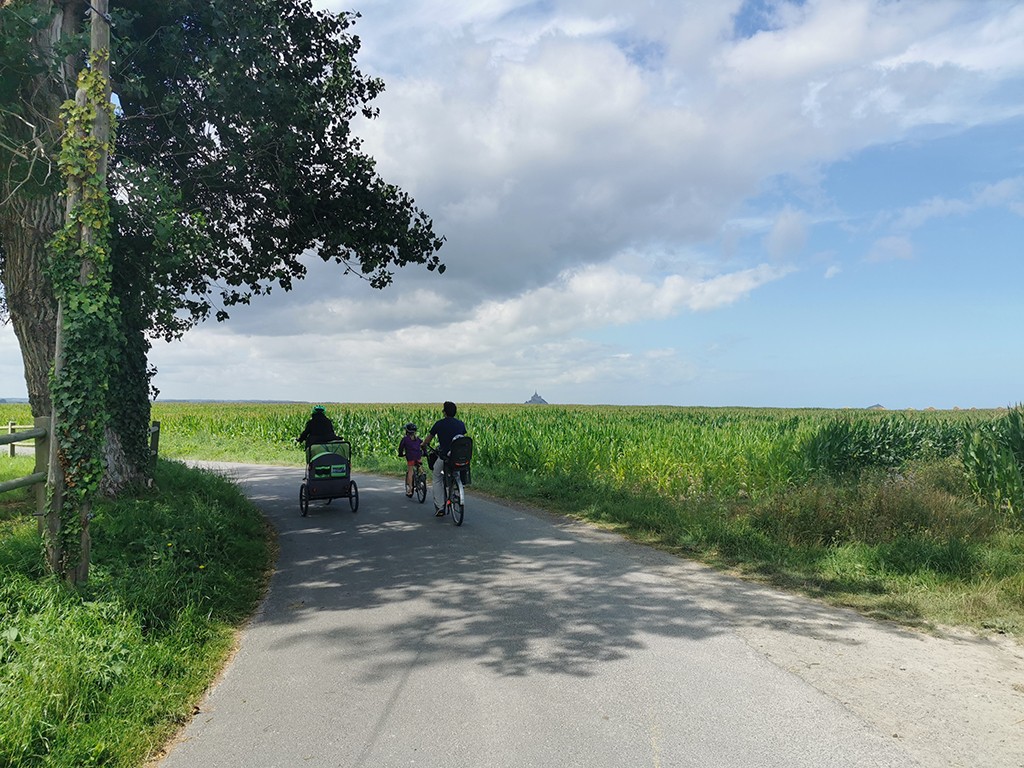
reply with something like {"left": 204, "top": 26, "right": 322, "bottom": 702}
{"left": 34, "top": 416, "right": 49, "bottom": 536}
{"left": 8, "top": 421, "right": 14, "bottom": 458}
{"left": 44, "top": 410, "right": 63, "bottom": 575}
{"left": 150, "top": 421, "right": 160, "bottom": 471}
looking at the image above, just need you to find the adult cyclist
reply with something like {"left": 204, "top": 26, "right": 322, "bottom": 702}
{"left": 296, "top": 405, "right": 338, "bottom": 450}
{"left": 421, "top": 401, "right": 467, "bottom": 516}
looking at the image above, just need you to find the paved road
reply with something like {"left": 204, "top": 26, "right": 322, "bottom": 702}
{"left": 155, "top": 463, "right": 1020, "bottom": 768}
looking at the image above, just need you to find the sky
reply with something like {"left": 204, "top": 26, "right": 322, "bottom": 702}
{"left": 3, "top": 0, "right": 1024, "bottom": 409}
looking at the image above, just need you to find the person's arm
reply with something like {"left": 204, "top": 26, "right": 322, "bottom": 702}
{"left": 421, "top": 431, "right": 434, "bottom": 451}
{"left": 398, "top": 437, "right": 407, "bottom": 457}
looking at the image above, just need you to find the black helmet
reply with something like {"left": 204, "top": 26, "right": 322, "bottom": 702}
{"left": 312, "top": 404, "right": 325, "bottom": 413}
{"left": 405, "top": 423, "right": 417, "bottom": 432}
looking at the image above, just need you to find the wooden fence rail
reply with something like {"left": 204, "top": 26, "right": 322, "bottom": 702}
{"left": 0, "top": 416, "right": 50, "bottom": 521}
{"left": 8, "top": 420, "right": 32, "bottom": 457}
{"left": 0, "top": 419, "right": 161, "bottom": 520}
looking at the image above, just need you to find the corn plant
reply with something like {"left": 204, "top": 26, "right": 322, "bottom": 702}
{"left": 799, "top": 414, "right": 966, "bottom": 477}
{"left": 962, "top": 406, "right": 1024, "bottom": 517}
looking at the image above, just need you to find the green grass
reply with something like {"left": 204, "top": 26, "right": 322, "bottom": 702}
{"left": 0, "top": 458, "right": 272, "bottom": 768}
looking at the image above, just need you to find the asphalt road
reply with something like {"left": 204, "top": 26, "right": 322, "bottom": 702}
{"left": 154, "top": 463, "right": 1020, "bottom": 768}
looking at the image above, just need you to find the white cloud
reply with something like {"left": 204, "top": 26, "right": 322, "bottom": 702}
{"left": 867, "top": 236, "right": 914, "bottom": 262}
{"left": 7, "top": 2, "right": 1024, "bottom": 407}
{"left": 892, "top": 176, "right": 1024, "bottom": 230}
{"left": 351, "top": 0, "right": 1024, "bottom": 301}
{"left": 718, "top": 1, "right": 882, "bottom": 83}
{"left": 764, "top": 207, "right": 808, "bottom": 258}
{"left": 148, "top": 259, "right": 789, "bottom": 402}
{"left": 882, "top": 2, "right": 1024, "bottom": 74}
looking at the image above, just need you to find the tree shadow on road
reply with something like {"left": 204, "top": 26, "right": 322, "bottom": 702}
{"left": 223, "top": 464, "right": 929, "bottom": 685}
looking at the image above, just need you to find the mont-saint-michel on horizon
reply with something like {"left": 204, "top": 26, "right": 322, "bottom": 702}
{"left": 0, "top": 395, "right": 997, "bottom": 410}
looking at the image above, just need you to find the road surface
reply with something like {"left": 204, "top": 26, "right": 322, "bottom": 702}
{"left": 156, "top": 463, "right": 1024, "bottom": 767}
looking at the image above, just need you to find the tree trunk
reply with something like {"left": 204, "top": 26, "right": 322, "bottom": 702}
{"left": 0, "top": 0, "right": 83, "bottom": 418}
{"left": 3, "top": 0, "right": 149, "bottom": 497}
{"left": 0, "top": 197, "right": 60, "bottom": 417}
{"left": 101, "top": 324, "right": 153, "bottom": 496}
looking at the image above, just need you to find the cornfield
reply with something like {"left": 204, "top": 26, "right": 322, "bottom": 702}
{"left": 0, "top": 401, "right": 1017, "bottom": 516}
{"left": 143, "top": 402, "right": 1012, "bottom": 508}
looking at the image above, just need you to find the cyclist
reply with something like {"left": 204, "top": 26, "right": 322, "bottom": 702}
{"left": 296, "top": 405, "right": 338, "bottom": 450}
{"left": 397, "top": 422, "right": 423, "bottom": 497}
{"left": 421, "top": 401, "right": 467, "bottom": 515}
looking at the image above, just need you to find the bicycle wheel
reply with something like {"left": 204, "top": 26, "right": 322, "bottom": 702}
{"left": 299, "top": 484, "right": 309, "bottom": 517}
{"left": 415, "top": 470, "right": 427, "bottom": 503}
{"left": 349, "top": 481, "right": 359, "bottom": 512}
{"left": 450, "top": 478, "right": 464, "bottom": 526}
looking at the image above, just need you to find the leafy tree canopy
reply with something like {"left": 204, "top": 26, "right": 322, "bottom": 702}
{"left": 112, "top": 0, "right": 444, "bottom": 337}
{"left": 2, "top": 0, "right": 444, "bottom": 338}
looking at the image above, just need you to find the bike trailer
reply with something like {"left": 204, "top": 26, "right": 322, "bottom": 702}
{"left": 306, "top": 451, "right": 351, "bottom": 498}
{"left": 299, "top": 439, "right": 359, "bottom": 516}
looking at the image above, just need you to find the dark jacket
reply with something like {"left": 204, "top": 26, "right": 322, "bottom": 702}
{"left": 298, "top": 411, "right": 338, "bottom": 446}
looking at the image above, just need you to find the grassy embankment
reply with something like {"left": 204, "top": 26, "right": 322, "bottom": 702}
{"left": 1, "top": 401, "right": 1022, "bottom": 766}
{"left": 0, "top": 443, "right": 272, "bottom": 767}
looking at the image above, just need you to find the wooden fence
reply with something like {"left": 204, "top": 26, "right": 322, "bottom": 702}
{"left": 0, "top": 416, "right": 50, "bottom": 520}
{"left": 0, "top": 419, "right": 162, "bottom": 522}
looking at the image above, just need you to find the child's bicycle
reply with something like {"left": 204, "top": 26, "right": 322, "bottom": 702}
{"left": 411, "top": 459, "right": 427, "bottom": 504}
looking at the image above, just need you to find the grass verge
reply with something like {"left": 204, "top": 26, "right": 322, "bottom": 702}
{"left": 0, "top": 459, "right": 273, "bottom": 768}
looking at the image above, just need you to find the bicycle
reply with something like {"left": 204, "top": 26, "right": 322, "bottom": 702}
{"left": 411, "top": 459, "right": 427, "bottom": 504}
{"left": 440, "top": 456, "right": 466, "bottom": 526}
{"left": 435, "top": 435, "right": 472, "bottom": 526}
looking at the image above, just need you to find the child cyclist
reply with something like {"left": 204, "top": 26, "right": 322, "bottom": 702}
{"left": 397, "top": 423, "right": 423, "bottom": 497}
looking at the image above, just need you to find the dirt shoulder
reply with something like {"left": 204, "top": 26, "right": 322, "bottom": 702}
{"left": 740, "top": 606, "right": 1023, "bottom": 767}
{"left": 635, "top": 547, "right": 1024, "bottom": 768}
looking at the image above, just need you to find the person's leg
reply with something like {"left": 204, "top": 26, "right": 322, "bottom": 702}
{"left": 431, "top": 455, "right": 444, "bottom": 511}
{"left": 405, "top": 462, "right": 414, "bottom": 495}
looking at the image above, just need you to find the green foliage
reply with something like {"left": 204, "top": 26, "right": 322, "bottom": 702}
{"left": 0, "top": 459, "right": 271, "bottom": 767}
{"left": 797, "top": 414, "right": 967, "bottom": 477}
{"left": 0, "top": 404, "right": 33, "bottom": 425}
{"left": 151, "top": 403, "right": 1000, "bottom": 505}
{"left": 106, "top": 0, "right": 444, "bottom": 338}
{"left": 750, "top": 460, "right": 994, "bottom": 548}
{"left": 962, "top": 405, "right": 1024, "bottom": 517}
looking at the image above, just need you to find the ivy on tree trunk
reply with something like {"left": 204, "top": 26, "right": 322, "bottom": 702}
{"left": 46, "top": 43, "right": 116, "bottom": 583}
